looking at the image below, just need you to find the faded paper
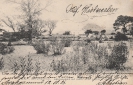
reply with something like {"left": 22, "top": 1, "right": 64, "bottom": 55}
{"left": 0, "top": 0, "right": 133, "bottom": 85}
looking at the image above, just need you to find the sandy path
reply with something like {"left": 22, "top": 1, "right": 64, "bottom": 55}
{"left": 10, "top": 45, "right": 37, "bottom": 57}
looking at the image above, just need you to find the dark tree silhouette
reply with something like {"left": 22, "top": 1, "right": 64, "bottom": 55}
{"left": 113, "top": 15, "right": 133, "bottom": 34}
{"left": 93, "top": 31, "right": 99, "bottom": 35}
{"left": 63, "top": 31, "right": 70, "bottom": 35}
{"left": 130, "top": 27, "right": 133, "bottom": 37}
{"left": 114, "top": 32, "right": 128, "bottom": 41}
{"left": 101, "top": 30, "right": 106, "bottom": 35}
{"left": 84, "top": 29, "right": 92, "bottom": 37}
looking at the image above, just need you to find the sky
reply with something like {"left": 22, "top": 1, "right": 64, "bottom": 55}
{"left": 0, "top": 0, "right": 133, "bottom": 35}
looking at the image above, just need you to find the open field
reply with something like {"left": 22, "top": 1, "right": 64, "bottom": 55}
{"left": 0, "top": 40, "right": 133, "bottom": 74}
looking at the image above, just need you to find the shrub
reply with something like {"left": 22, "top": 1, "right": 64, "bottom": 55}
{"left": 72, "top": 40, "right": 86, "bottom": 47}
{"left": 84, "top": 39, "right": 91, "bottom": 43}
{"left": 8, "top": 55, "right": 41, "bottom": 75}
{"left": 51, "top": 42, "right": 109, "bottom": 72}
{"left": 0, "top": 43, "right": 15, "bottom": 55}
{"left": 81, "top": 43, "right": 109, "bottom": 69}
{"left": 0, "top": 43, "right": 7, "bottom": 53}
{"left": 0, "top": 57, "right": 4, "bottom": 70}
{"left": 107, "top": 42, "right": 128, "bottom": 70}
{"left": 32, "top": 39, "right": 50, "bottom": 54}
{"left": 114, "top": 32, "right": 128, "bottom": 41}
{"left": 63, "top": 37, "right": 72, "bottom": 47}
{"left": 33, "top": 38, "right": 65, "bottom": 55}
{"left": 50, "top": 39, "right": 65, "bottom": 55}
{"left": 50, "top": 59, "right": 68, "bottom": 72}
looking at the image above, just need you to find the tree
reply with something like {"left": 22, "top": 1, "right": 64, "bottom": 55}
{"left": 93, "top": 31, "right": 99, "bottom": 35}
{"left": 32, "top": 19, "right": 46, "bottom": 36}
{"left": 45, "top": 20, "right": 56, "bottom": 36}
{"left": 108, "top": 43, "right": 128, "bottom": 69}
{"left": 100, "top": 30, "right": 106, "bottom": 35}
{"left": 1, "top": 17, "right": 19, "bottom": 45}
{"left": 6, "top": 0, "right": 53, "bottom": 40}
{"left": 114, "top": 32, "right": 128, "bottom": 41}
{"left": 84, "top": 29, "right": 92, "bottom": 37}
{"left": 130, "top": 27, "right": 133, "bottom": 37}
{"left": 1, "top": 16, "right": 17, "bottom": 32}
{"left": 20, "top": 0, "right": 42, "bottom": 40}
{"left": 99, "top": 30, "right": 107, "bottom": 42}
{"left": 63, "top": 31, "right": 70, "bottom": 35}
{"left": 113, "top": 15, "right": 133, "bottom": 34}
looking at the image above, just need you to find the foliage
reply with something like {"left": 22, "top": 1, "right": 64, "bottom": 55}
{"left": 72, "top": 41, "right": 86, "bottom": 47}
{"left": 51, "top": 41, "right": 129, "bottom": 72}
{"left": 93, "top": 31, "right": 99, "bottom": 35}
{"left": 63, "top": 31, "right": 70, "bottom": 35}
{"left": 32, "top": 39, "right": 50, "bottom": 54}
{"left": 101, "top": 30, "right": 106, "bottom": 34}
{"left": 63, "top": 37, "right": 72, "bottom": 47}
{"left": 107, "top": 42, "right": 128, "bottom": 70}
{"left": 8, "top": 55, "right": 40, "bottom": 75}
{"left": 50, "top": 39, "right": 65, "bottom": 55}
{"left": 50, "top": 59, "right": 68, "bottom": 72}
{"left": 51, "top": 42, "right": 109, "bottom": 72}
{"left": 33, "top": 38, "right": 66, "bottom": 55}
{"left": 114, "top": 32, "right": 128, "bottom": 41}
{"left": 130, "top": 27, "right": 133, "bottom": 36}
{"left": 84, "top": 29, "right": 92, "bottom": 37}
{"left": 113, "top": 15, "right": 133, "bottom": 34}
{"left": 45, "top": 20, "right": 57, "bottom": 36}
{"left": 0, "top": 43, "right": 15, "bottom": 55}
{"left": 0, "top": 57, "right": 4, "bottom": 70}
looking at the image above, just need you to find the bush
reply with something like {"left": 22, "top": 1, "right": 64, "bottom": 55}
{"left": 32, "top": 40, "right": 50, "bottom": 54}
{"left": 114, "top": 32, "right": 128, "bottom": 41}
{"left": 51, "top": 42, "right": 109, "bottom": 72}
{"left": 72, "top": 40, "right": 86, "bottom": 47}
{"left": 0, "top": 43, "right": 15, "bottom": 55}
{"left": 63, "top": 37, "right": 72, "bottom": 47}
{"left": 107, "top": 42, "right": 128, "bottom": 70}
{"left": 50, "top": 39, "right": 65, "bottom": 55}
{"left": 0, "top": 43, "right": 7, "bottom": 53}
{"left": 8, "top": 55, "right": 40, "bottom": 75}
{"left": 0, "top": 57, "right": 4, "bottom": 70}
{"left": 33, "top": 38, "right": 65, "bottom": 55}
{"left": 85, "top": 39, "right": 91, "bottom": 43}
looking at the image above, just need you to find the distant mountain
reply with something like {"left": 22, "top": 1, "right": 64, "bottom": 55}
{"left": 82, "top": 23, "right": 104, "bottom": 31}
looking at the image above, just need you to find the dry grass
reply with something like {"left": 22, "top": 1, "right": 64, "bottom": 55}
{"left": 0, "top": 40, "right": 132, "bottom": 73}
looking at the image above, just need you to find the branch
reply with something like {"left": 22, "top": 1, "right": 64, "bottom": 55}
{"left": 1, "top": 17, "right": 16, "bottom": 32}
{"left": 6, "top": 0, "right": 21, "bottom": 4}
{"left": 1, "top": 19, "right": 11, "bottom": 27}
{"left": 34, "top": 0, "right": 53, "bottom": 13}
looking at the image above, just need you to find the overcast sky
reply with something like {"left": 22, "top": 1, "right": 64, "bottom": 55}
{"left": 0, "top": 0, "right": 133, "bottom": 35}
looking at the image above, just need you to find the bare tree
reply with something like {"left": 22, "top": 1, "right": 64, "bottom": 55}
{"left": 32, "top": 19, "right": 46, "bottom": 36}
{"left": 45, "top": 20, "right": 57, "bottom": 36}
{"left": 1, "top": 17, "right": 17, "bottom": 32}
{"left": 6, "top": 0, "right": 54, "bottom": 40}
{"left": 1, "top": 16, "right": 19, "bottom": 45}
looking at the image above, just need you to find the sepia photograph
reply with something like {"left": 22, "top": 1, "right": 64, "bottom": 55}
{"left": 0, "top": 0, "right": 133, "bottom": 85}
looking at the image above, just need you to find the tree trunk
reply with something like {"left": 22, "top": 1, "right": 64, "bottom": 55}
{"left": 8, "top": 34, "right": 12, "bottom": 46}
{"left": 123, "top": 24, "right": 127, "bottom": 34}
{"left": 49, "top": 31, "right": 52, "bottom": 36}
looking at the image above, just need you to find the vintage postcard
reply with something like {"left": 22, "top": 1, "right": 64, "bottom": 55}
{"left": 0, "top": 0, "right": 133, "bottom": 85}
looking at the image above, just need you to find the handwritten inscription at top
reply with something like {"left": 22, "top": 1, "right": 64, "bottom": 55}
{"left": 66, "top": 4, "right": 118, "bottom": 16}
